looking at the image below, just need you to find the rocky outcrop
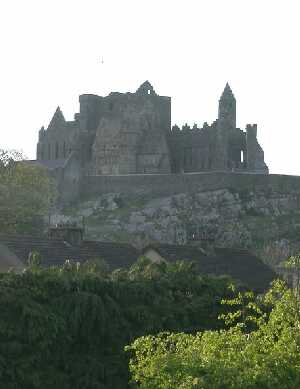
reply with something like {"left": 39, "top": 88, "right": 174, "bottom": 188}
{"left": 53, "top": 187, "right": 300, "bottom": 269}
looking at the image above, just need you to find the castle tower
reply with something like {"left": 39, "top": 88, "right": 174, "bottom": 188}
{"left": 212, "top": 83, "right": 237, "bottom": 170}
{"left": 218, "top": 83, "right": 236, "bottom": 130}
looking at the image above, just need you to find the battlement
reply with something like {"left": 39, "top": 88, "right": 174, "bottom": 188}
{"left": 171, "top": 120, "right": 220, "bottom": 135}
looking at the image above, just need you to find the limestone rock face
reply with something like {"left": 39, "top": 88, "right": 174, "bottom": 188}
{"left": 55, "top": 187, "right": 300, "bottom": 270}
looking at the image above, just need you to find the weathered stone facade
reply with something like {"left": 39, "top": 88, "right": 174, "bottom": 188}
{"left": 36, "top": 81, "right": 268, "bottom": 181}
{"left": 37, "top": 81, "right": 171, "bottom": 176}
{"left": 169, "top": 84, "right": 267, "bottom": 173}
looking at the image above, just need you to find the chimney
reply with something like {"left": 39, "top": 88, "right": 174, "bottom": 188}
{"left": 48, "top": 223, "right": 83, "bottom": 246}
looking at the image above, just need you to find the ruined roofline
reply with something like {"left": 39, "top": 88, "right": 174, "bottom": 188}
{"left": 78, "top": 92, "right": 171, "bottom": 100}
{"left": 78, "top": 81, "right": 170, "bottom": 100}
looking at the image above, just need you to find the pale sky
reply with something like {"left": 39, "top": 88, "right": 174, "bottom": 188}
{"left": 1, "top": 0, "right": 299, "bottom": 175}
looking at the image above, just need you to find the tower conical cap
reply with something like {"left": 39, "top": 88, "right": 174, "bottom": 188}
{"left": 220, "top": 83, "right": 235, "bottom": 100}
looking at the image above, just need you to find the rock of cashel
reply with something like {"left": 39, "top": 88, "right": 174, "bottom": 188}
{"left": 33, "top": 81, "right": 268, "bottom": 203}
{"left": 16, "top": 81, "right": 300, "bottom": 267}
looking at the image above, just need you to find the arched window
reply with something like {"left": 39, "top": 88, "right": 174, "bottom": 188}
{"left": 48, "top": 144, "right": 51, "bottom": 160}
{"left": 55, "top": 142, "right": 59, "bottom": 159}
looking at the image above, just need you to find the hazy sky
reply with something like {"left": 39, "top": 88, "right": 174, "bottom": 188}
{"left": 1, "top": 0, "right": 299, "bottom": 175}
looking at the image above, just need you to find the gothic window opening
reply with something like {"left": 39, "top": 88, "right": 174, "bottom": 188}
{"left": 55, "top": 142, "right": 59, "bottom": 159}
{"left": 48, "top": 144, "right": 51, "bottom": 160}
{"left": 81, "top": 145, "right": 85, "bottom": 161}
{"left": 147, "top": 90, "right": 151, "bottom": 95}
{"left": 241, "top": 150, "right": 244, "bottom": 163}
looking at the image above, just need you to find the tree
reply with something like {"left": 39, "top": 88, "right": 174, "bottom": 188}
{"left": 0, "top": 149, "right": 56, "bottom": 233}
{"left": 127, "top": 278, "right": 300, "bottom": 389}
{"left": 0, "top": 259, "right": 236, "bottom": 388}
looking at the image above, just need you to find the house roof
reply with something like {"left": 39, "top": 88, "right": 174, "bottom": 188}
{"left": 0, "top": 234, "right": 139, "bottom": 270}
{"left": 0, "top": 234, "right": 276, "bottom": 291}
{"left": 144, "top": 244, "right": 207, "bottom": 262}
{"left": 143, "top": 244, "right": 276, "bottom": 292}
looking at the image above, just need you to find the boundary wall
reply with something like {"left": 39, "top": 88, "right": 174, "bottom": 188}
{"left": 79, "top": 172, "right": 300, "bottom": 199}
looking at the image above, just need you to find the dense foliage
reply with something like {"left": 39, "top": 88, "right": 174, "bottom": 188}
{"left": 0, "top": 149, "right": 56, "bottom": 233}
{"left": 0, "top": 259, "right": 235, "bottom": 388}
{"left": 127, "top": 276, "right": 300, "bottom": 389}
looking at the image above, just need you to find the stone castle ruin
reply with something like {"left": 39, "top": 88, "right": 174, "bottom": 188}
{"left": 34, "top": 81, "right": 268, "bottom": 202}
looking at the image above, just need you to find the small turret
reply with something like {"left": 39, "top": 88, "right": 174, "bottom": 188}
{"left": 78, "top": 94, "right": 102, "bottom": 132}
{"left": 218, "top": 83, "right": 236, "bottom": 130}
{"left": 38, "top": 126, "right": 45, "bottom": 141}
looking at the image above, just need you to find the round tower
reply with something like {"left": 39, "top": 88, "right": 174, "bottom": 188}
{"left": 218, "top": 83, "right": 236, "bottom": 130}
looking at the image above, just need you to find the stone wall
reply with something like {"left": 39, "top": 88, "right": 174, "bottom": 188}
{"left": 79, "top": 172, "right": 300, "bottom": 200}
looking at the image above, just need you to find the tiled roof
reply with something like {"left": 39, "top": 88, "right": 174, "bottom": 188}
{"left": 207, "top": 247, "right": 276, "bottom": 292}
{"left": 148, "top": 244, "right": 207, "bottom": 263}
{"left": 143, "top": 244, "right": 276, "bottom": 292}
{"left": 0, "top": 234, "right": 139, "bottom": 270}
{"left": 0, "top": 235, "right": 276, "bottom": 291}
